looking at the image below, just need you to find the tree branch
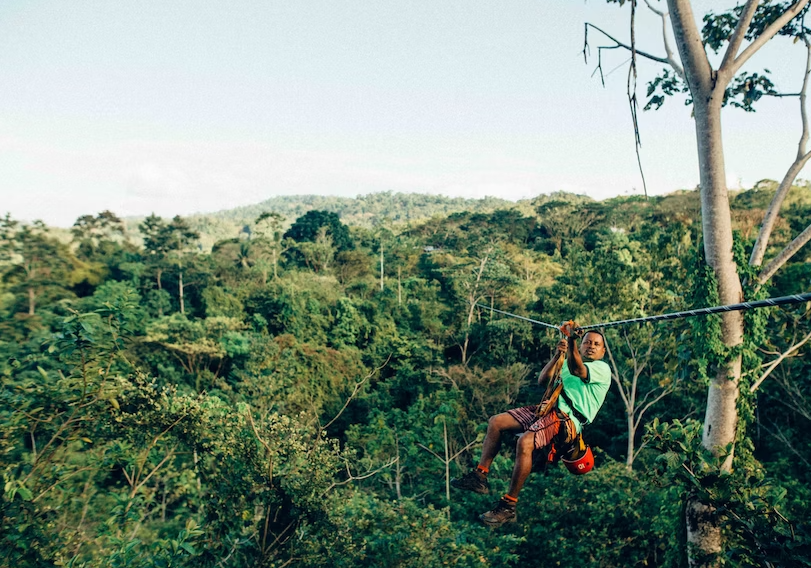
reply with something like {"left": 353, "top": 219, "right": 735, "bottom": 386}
{"left": 757, "top": 222, "right": 811, "bottom": 284}
{"left": 750, "top": 329, "right": 811, "bottom": 393}
{"left": 666, "top": 0, "right": 714, "bottom": 94}
{"left": 719, "top": 0, "right": 761, "bottom": 74}
{"left": 322, "top": 354, "right": 392, "bottom": 431}
{"left": 320, "top": 458, "right": 398, "bottom": 496}
{"left": 130, "top": 448, "right": 176, "bottom": 499}
{"left": 33, "top": 466, "right": 95, "bottom": 503}
{"left": 584, "top": 23, "right": 670, "bottom": 65}
{"left": 643, "top": 0, "right": 685, "bottom": 79}
{"left": 605, "top": 337, "right": 632, "bottom": 409}
{"left": 726, "top": 0, "right": 811, "bottom": 80}
{"left": 634, "top": 385, "right": 675, "bottom": 431}
{"left": 751, "top": 38, "right": 811, "bottom": 272}
{"left": 762, "top": 421, "right": 811, "bottom": 467}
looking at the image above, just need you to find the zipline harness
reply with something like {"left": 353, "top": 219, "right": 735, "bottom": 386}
{"left": 533, "top": 321, "right": 594, "bottom": 475}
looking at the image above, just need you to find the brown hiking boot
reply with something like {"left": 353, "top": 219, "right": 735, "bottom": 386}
{"left": 480, "top": 497, "right": 517, "bottom": 526}
{"left": 450, "top": 469, "right": 490, "bottom": 495}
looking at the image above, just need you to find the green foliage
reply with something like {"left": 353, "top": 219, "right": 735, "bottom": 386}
{"left": 646, "top": 418, "right": 811, "bottom": 567}
{"left": 179, "top": 192, "right": 513, "bottom": 247}
{"left": 0, "top": 216, "right": 78, "bottom": 318}
{"left": 71, "top": 210, "right": 127, "bottom": 263}
{"left": 3, "top": 187, "right": 811, "bottom": 566}
{"left": 517, "top": 459, "right": 683, "bottom": 567}
{"left": 143, "top": 314, "right": 247, "bottom": 392}
{"left": 645, "top": 68, "right": 690, "bottom": 111}
{"left": 202, "top": 286, "right": 245, "bottom": 319}
{"left": 284, "top": 210, "right": 354, "bottom": 252}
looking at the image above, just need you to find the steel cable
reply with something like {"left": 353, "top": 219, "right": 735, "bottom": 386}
{"left": 476, "top": 292, "right": 811, "bottom": 332}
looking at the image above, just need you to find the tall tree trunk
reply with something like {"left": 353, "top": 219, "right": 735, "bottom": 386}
{"left": 28, "top": 287, "right": 35, "bottom": 316}
{"left": 179, "top": 270, "right": 185, "bottom": 315}
{"left": 380, "top": 247, "right": 384, "bottom": 291}
{"left": 626, "top": 414, "right": 636, "bottom": 470}
{"left": 394, "top": 431, "right": 403, "bottom": 501}
{"left": 155, "top": 267, "right": 164, "bottom": 317}
{"left": 686, "top": 78, "right": 744, "bottom": 568}
{"left": 461, "top": 254, "right": 489, "bottom": 366}
{"left": 693, "top": 97, "right": 744, "bottom": 470}
{"left": 667, "top": 3, "right": 745, "bottom": 562}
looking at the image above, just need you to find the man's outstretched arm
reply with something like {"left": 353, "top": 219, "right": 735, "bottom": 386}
{"left": 562, "top": 323, "right": 589, "bottom": 381}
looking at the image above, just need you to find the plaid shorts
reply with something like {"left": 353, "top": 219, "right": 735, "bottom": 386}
{"left": 507, "top": 406, "right": 577, "bottom": 451}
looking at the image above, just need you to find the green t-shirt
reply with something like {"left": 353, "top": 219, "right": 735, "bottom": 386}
{"left": 557, "top": 359, "right": 612, "bottom": 433}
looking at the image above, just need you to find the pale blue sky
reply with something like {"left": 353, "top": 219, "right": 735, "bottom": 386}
{"left": 0, "top": 1, "right": 806, "bottom": 226}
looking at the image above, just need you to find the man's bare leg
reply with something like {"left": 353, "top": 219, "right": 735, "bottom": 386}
{"left": 506, "top": 431, "right": 535, "bottom": 499}
{"left": 479, "top": 430, "right": 533, "bottom": 526}
{"left": 478, "top": 412, "right": 523, "bottom": 471}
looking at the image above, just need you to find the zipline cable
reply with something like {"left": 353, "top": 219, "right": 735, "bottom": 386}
{"left": 578, "top": 292, "right": 811, "bottom": 331}
{"left": 473, "top": 304, "right": 560, "bottom": 330}
{"left": 476, "top": 292, "right": 811, "bottom": 332}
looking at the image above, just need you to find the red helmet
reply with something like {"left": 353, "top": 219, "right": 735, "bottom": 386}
{"left": 562, "top": 445, "right": 594, "bottom": 475}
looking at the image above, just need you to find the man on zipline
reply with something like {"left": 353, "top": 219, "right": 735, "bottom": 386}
{"left": 451, "top": 323, "right": 611, "bottom": 526}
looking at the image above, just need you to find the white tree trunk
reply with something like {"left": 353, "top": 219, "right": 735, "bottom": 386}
{"left": 667, "top": 2, "right": 745, "bottom": 563}
{"left": 693, "top": 98, "right": 744, "bottom": 472}
{"left": 179, "top": 270, "right": 185, "bottom": 315}
{"left": 594, "top": 1, "right": 809, "bottom": 563}
{"left": 626, "top": 414, "right": 636, "bottom": 469}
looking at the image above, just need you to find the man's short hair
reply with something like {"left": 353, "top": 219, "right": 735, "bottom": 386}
{"left": 582, "top": 330, "right": 608, "bottom": 355}
{"left": 583, "top": 329, "right": 606, "bottom": 345}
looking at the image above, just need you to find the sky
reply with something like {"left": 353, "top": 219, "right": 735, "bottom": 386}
{"left": 0, "top": 1, "right": 807, "bottom": 227}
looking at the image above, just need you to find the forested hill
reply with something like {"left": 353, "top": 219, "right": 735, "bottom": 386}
{"left": 126, "top": 192, "right": 519, "bottom": 249}
{"left": 130, "top": 181, "right": 810, "bottom": 251}
{"left": 2, "top": 180, "right": 810, "bottom": 566}
{"left": 211, "top": 192, "right": 515, "bottom": 226}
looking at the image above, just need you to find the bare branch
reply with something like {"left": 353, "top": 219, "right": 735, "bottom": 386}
{"left": 584, "top": 23, "right": 670, "bottom": 65}
{"left": 627, "top": 0, "right": 650, "bottom": 199}
{"left": 643, "top": 0, "right": 666, "bottom": 18}
{"left": 246, "top": 408, "right": 273, "bottom": 455}
{"left": 750, "top": 329, "right": 811, "bottom": 393}
{"left": 322, "top": 354, "right": 392, "bottom": 431}
{"left": 33, "top": 466, "right": 95, "bottom": 503}
{"left": 450, "top": 439, "right": 479, "bottom": 461}
{"left": 760, "top": 421, "right": 811, "bottom": 467}
{"left": 719, "top": 0, "right": 760, "bottom": 74}
{"left": 262, "top": 520, "right": 296, "bottom": 556}
{"left": 130, "top": 448, "right": 176, "bottom": 498}
{"left": 643, "top": 0, "right": 685, "bottom": 79}
{"left": 634, "top": 386, "right": 676, "bottom": 431}
{"left": 757, "top": 222, "right": 811, "bottom": 284}
{"left": 605, "top": 337, "right": 632, "bottom": 408}
{"left": 726, "top": 0, "right": 811, "bottom": 80}
{"left": 417, "top": 443, "right": 444, "bottom": 462}
{"left": 800, "top": 38, "right": 811, "bottom": 153}
{"left": 631, "top": 435, "right": 653, "bottom": 463}
{"left": 635, "top": 378, "right": 669, "bottom": 410}
{"left": 320, "top": 458, "right": 397, "bottom": 496}
{"left": 751, "top": 38, "right": 811, "bottom": 272}
{"left": 773, "top": 365, "right": 811, "bottom": 421}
